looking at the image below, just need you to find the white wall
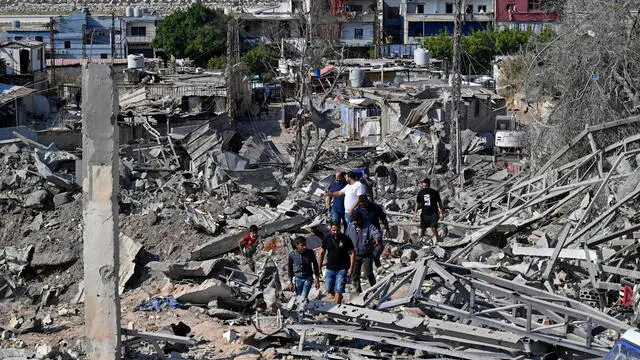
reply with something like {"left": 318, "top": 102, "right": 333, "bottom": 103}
{"left": 0, "top": 45, "right": 44, "bottom": 74}
{"left": 405, "top": 0, "right": 493, "bottom": 14}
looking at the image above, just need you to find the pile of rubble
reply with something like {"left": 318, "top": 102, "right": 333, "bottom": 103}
{"left": 2, "top": 114, "right": 640, "bottom": 359}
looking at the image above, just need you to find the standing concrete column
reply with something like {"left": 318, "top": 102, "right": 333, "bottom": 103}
{"left": 82, "top": 63, "right": 121, "bottom": 360}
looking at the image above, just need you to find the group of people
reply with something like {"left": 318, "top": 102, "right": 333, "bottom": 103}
{"left": 238, "top": 166, "right": 444, "bottom": 305}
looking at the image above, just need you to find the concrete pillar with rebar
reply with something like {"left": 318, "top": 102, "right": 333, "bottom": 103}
{"left": 81, "top": 63, "right": 121, "bottom": 360}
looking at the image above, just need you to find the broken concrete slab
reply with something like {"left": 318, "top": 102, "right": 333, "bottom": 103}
{"left": 147, "top": 258, "right": 239, "bottom": 280}
{"left": 175, "top": 279, "right": 234, "bottom": 305}
{"left": 53, "top": 192, "right": 72, "bottom": 208}
{"left": 119, "top": 233, "right": 142, "bottom": 294}
{"left": 23, "top": 189, "right": 48, "bottom": 208}
{"left": 185, "top": 205, "right": 219, "bottom": 235}
{"left": 511, "top": 245, "right": 615, "bottom": 260}
{"left": 191, "top": 215, "right": 309, "bottom": 260}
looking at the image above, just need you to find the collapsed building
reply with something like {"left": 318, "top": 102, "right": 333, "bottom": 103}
{"left": 1, "top": 57, "right": 640, "bottom": 360}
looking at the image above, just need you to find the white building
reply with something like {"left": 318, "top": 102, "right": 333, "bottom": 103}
{"left": 0, "top": 40, "right": 45, "bottom": 75}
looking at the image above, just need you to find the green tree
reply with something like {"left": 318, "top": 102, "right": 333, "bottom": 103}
{"left": 242, "top": 44, "right": 279, "bottom": 81}
{"left": 152, "top": 3, "right": 228, "bottom": 67}
{"left": 423, "top": 31, "right": 453, "bottom": 60}
{"left": 207, "top": 55, "right": 226, "bottom": 70}
{"left": 423, "top": 28, "right": 533, "bottom": 74}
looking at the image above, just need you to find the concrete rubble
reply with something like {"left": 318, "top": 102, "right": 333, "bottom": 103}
{"left": 2, "top": 67, "right": 640, "bottom": 359}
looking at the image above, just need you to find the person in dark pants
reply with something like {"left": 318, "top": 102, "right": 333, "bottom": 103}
{"left": 354, "top": 195, "right": 390, "bottom": 267}
{"left": 287, "top": 236, "right": 320, "bottom": 300}
{"left": 326, "top": 171, "right": 347, "bottom": 229}
{"left": 345, "top": 212, "right": 381, "bottom": 293}
{"left": 412, "top": 178, "right": 445, "bottom": 243}
{"left": 374, "top": 161, "right": 389, "bottom": 193}
{"left": 238, "top": 225, "right": 260, "bottom": 272}
{"left": 318, "top": 221, "right": 355, "bottom": 304}
{"left": 388, "top": 168, "right": 397, "bottom": 193}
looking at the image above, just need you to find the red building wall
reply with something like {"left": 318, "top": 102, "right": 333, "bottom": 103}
{"left": 495, "top": 0, "right": 560, "bottom": 22}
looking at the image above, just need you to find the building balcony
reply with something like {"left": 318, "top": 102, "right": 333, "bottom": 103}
{"left": 126, "top": 35, "right": 154, "bottom": 44}
{"left": 337, "top": 38, "right": 374, "bottom": 47}
{"left": 335, "top": 12, "right": 376, "bottom": 23}
{"left": 406, "top": 12, "right": 494, "bottom": 22}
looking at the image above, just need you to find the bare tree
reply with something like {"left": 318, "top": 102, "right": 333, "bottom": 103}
{"left": 245, "top": 0, "right": 346, "bottom": 188}
{"left": 524, "top": 0, "right": 640, "bottom": 168}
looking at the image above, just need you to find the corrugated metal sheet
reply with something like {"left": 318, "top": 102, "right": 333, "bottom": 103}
{"left": 146, "top": 85, "right": 226, "bottom": 98}
{"left": 46, "top": 58, "right": 128, "bottom": 66}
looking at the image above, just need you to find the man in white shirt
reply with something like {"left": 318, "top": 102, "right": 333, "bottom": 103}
{"left": 323, "top": 171, "right": 366, "bottom": 224}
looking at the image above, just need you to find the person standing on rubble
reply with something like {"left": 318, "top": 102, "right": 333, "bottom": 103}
{"left": 374, "top": 161, "right": 390, "bottom": 193}
{"left": 326, "top": 171, "right": 347, "bottom": 229}
{"left": 238, "top": 225, "right": 260, "bottom": 272}
{"left": 322, "top": 171, "right": 366, "bottom": 224}
{"left": 388, "top": 167, "right": 397, "bottom": 193}
{"left": 346, "top": 212, "right": 381, "bottom": 293}
{"left": 354, "top": 195, "right": 390, "bottom": 267}
{"left": 318, "top": 221, "right": 356, "bottom": 304}
{"left": 287, "top": 236, "right": 321, "bottom": 300}
{"left": 412, "top": 178, "right": 445, "bottom": 243}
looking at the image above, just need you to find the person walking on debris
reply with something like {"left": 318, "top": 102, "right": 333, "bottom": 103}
{"left": 326, "top": 171, "right": 347, "bottom": 229}
{"left": 238, "top": 225, "right": 260, "bottom": 272}
{"left": 354, "top": 195, "right": 390, "bottom": 267}
{"left": 388, "top": 167, "right": 397, "bottom": 193}
{"left": 360, "top": 168, "right": 376, "bottom": 200}
{"left": 287, "top": 236, "right": 320, "bottom": 300}
{"left": 346, "top": 212, "right": 381, "bottom": 293}
{"left": 374, "top": 161, "right": 389, "bottom": 193}
{"left": 412, "top": 178, "right": 445, "bottom": 243}
{"left": 318, "top": 221, "right": 355, "bottom": 304}
{"left": 322, "top": 171, "right": 366, "bottom": 224}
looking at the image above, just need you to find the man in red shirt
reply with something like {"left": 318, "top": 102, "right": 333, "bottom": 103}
{"left": 238, "top": 225, "right": 260, "bottom": 272}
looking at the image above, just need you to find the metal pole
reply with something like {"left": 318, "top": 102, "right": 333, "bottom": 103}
{"left": 451, "top": 0, "right": 463, "bottom": 175}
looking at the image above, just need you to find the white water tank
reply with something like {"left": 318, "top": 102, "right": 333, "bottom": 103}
{"left": 125, "top": 6, "right": 134, "bottom": 17}
{"left": 278, "top": 58, "right": 288, "bottom": 74}
{"left": 349, "top": 69, "right": 366, "bottom": 87}
{"left": 133, "top": 6, "right": 143, "bottom": 17}
{"left": 414, "top": 47, "right": 430, "bottom": 67}
{"left": 128, "top": 54, "right": 144, "bottom": 69}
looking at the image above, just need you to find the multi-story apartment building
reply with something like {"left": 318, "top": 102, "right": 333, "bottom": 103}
{"left": 495, "top": 0, "right": 559, "bottom": 33}
{"left": 401, "top": 0, "right": 494, "bottom": 44}
{"left": 331, "top": 0, "right": 379, "bottom": 56}
{"left": 0, "top": 10, "right": 163, "bottom": 60}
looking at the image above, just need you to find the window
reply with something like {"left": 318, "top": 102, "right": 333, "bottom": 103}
{"left": 14, "top": 36, "right": 23, "bottom": 40}
{"left": 445, "top": 3, "right": 454, "bottom": 13}
{"left": 417, "top": 4, "right": 424, "bottom": 13}
{"left": 506, "top": 4, "right": 515, "bottom": 11}
{"left": 477, "top": 5, "right": 487, "bottom": 12}
{"left": 130, "top": 26, "right": 146, "bottom": 37}
{"left": 345, "top": 4, "right": 363, "bottom": 12}
{"left": 528, "top": 0, "right": 541, "bottom": 10}
{"left": 64, "top": 41, "right": 71, "bottom": 49}
{"left": 386, "top": 7, "right": 400, "bottom": 18}
{"left": 35, "top": 36, "right": 43, "bottom": 42}
{"left": 354, "top": 28, "right": 363, "bottom": 39}
{"left": 466, "top": 5, "right": 473, "bottom": 13}
{"left": 100, "top": 53, "right": 108, "bottom": 59}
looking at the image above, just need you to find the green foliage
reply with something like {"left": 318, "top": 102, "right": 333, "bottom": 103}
{"left": 242, "top": 44, "right": 279, "bottom": 81}
{"left": 207, "top": 55, "right": 226, "bottom": 70}
{"left": 422, "top": 27, "right": 535, "bottom": 74}
{"left": 152, "top": 3, "right": 227, "bottom": 67}
{"left": 536, "top": 26, "right": 556, "bottom": 42}
{"left": 422, "top": 31, "right": 453, "bottom": 60}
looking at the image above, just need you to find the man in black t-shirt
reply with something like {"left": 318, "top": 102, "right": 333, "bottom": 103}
{"left": 412, "top": 178, "right": 445, "bottom": 242}
{"left": 374, "top": 161, "right": 389, "bottom": 193}
{"left": 318, "top": 221, "right": 356, "bottom": 304}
